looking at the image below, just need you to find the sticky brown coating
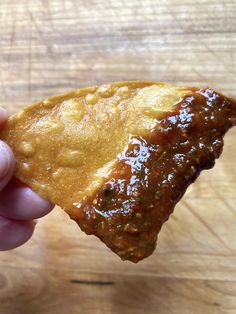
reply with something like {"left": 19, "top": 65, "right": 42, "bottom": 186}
{"left": 71, "top": 89, "right": 236, "bottom": 262}
{"left": 1, "top": 82, "right": 236, "bottom": 262}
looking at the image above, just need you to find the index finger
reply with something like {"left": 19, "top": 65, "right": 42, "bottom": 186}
{"left": 0, "top": 107, "right": 15, "bottom": 190}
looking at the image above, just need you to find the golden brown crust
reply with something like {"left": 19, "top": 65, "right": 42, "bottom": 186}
{"left": 1, "top": 81, "right": 235, "bottom": 262}
{"left": 0, "top": 81, "right": 191, "bottom": 206}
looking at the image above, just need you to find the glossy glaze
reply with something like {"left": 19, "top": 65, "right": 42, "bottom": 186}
{"left": 72, "top": 90, "right": 236, "bottom": 262}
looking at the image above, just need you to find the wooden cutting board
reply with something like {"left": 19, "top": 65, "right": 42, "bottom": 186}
{"left": 0, "top": 1, "right": 236, "bottom": 313}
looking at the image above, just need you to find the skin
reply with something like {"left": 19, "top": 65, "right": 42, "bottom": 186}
{"left": 0, "top": 107, "right": 54, "bottom": 251}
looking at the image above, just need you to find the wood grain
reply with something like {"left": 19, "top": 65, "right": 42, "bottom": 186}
{"left": 0, "top": 0, "right": 236, "bottom": 313}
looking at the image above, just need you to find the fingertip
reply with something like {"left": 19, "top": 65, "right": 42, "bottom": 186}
{"left": 0, "top": 178, "right": 54, "bottom": 220}
{"left": 0, "top": 216, "right": 35, "bottom": 251}
{"left": 0, "top": 141, "right": 15, "bottom": 190}
{"left": 21, "top": 186, "right": 55, "bottom": 219}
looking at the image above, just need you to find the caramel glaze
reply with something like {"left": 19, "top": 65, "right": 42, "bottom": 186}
{"left": 70, "top": 89, "right": 236, "bottom": 262}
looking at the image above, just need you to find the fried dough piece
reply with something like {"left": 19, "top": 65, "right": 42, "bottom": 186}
{"left": 1, "top": 81, "right": 236, "bottom": 262}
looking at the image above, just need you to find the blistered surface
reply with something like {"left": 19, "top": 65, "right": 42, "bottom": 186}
{"left": 1, "top": 81, "right": 235, "bottom": 262}
{"left": 0, "top": 81, "right": 189, "bottom": 208}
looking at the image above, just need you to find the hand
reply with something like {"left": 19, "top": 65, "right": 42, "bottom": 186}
{"left": 0, "top": 107, "right": 54, "bottom": 250}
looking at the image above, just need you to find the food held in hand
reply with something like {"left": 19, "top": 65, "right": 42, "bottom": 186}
{"left": 1, "top": 81, "right": 235, "bottom": 262}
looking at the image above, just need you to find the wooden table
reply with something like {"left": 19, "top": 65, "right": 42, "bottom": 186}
{"left": 0, "top": 1, "right": 236, "bottom": 313}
